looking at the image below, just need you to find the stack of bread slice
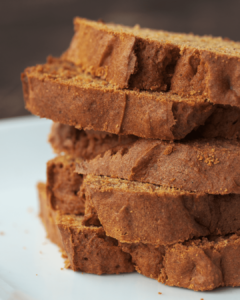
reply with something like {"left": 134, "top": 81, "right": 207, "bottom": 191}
{"left": 22, "top": 18, "right": 240, "bottom": 291}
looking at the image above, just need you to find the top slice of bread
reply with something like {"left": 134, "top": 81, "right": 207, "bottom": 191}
{"left": 62, "top": 17, "right": 240, "bottom": 107}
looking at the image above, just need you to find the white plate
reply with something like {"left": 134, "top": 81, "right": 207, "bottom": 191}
{"left": 0, "top": 116, "right": 240, "bottom": 300}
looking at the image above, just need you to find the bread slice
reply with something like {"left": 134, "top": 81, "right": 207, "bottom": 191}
{"left": 83, "top": 174, "right": 240, "bottom": 245}
{"left": 22, "top": 57, "right": 240, "bottom": 140}
{"left": 63, "top": 17, "right": 240, "bottom": 107}
{"left": 46, "top": 155, "right": 240, "bottom": 245}
{"left": 76, "top": 137, "right": 240, "bottom": 195}
{"left": 56, "top": 214, "right": 134, "bottom": 275}
{"left": 39, "top": 180, "right": 240, "bottom": 290}
{"left": 47, "top": 155, "right": 84, "bottom": 215}
{"left": 49, "top": 123, "right": 137, "bottom": 159}
{"left": 121, "top": 234, "right": 240, "bottom": 291}
{"left": 38, "top": 181, "right": 134, "bottom": 274}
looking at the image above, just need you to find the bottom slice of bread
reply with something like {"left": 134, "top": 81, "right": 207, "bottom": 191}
{"left": 121, "top": 235, "right": 240, "bottom": 291}
{"left": 38, "top": 181, "right": 134, "bottom": 275}
{"left": 38, "top": 179, "right": 240, "bottom": 291}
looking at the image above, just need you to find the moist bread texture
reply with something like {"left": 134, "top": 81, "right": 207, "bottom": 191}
{"left": 76, "top": 138, "right": 240, "bottom": 195}
{"left": 57, "top": 214, "right": 134, "bottom": 274}
{"left": 47, "top": 155, "right": 84, "bottom": 214}
{"left": 38, "top": 181, "right": 134, "bottom": 274}
{"left": 121, "top": 234, "right": 240, "bottom": 291}
{"left": 49, "top": 123, "right": 137, "bottom": 159}
{"left": 63, "top": 17, "right": 240, "bottom": 107}
{"left": 38, "top": 181, "right": 240, "bottom": 290}
{"left": 83, "top": 175, "right": 240, "bottom": 245}
{"left": 22, "top": 58, "right": 240, "bottom": 140}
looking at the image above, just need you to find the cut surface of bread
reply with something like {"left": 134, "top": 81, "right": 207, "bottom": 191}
{"left": 76, "top": 138, "right": 240, "bottom": 195}
{"left": 47, "top": 155, "right": 84, "bottom": 215}
{"left": 22, "top": 58, "right": 240, "bottom": 140}
{"left": 62, "top": 17, "right": 240, "bottom": 107}
{"left": 38, "top": 181, "right": 134, "bottom": 274}
{"left": 83, "top": 175, "right": 240, "bottom": 245}
{"left": 38, "top": 179, "right": 240, "bottom": 291}
{"left": 49, "top": 123, "right": 137, "bottom": 159}
{"left": 57, "top": 214, "right": 134, "bottom": 274}
{"left": 121, "top": 234, "right": 240, "bottom": 291}
{"left": 38, "top": 181, "right": 240, "bottom": 291}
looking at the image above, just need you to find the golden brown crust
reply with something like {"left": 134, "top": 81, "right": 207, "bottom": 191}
{"left": 83, "top": 175, "right": 240, "bottom": 245}
{"left": 121, "top": 234, "right": 240, "bottom": 291}
{"left": 63, "top": 17, "right": 240, "bottom": 107}
{"left": 22, "top": 58, "right": 240, "bottom": 140}
{"left": 77, "top": 138, "right": 240, "bottom": 195}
